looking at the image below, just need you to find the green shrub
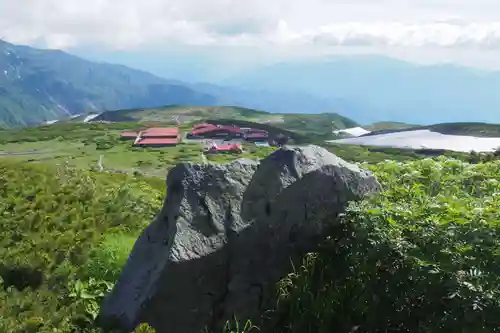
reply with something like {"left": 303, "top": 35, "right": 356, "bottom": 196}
{"left": 273, "top": 157, "right": 500, "bottom": 333}
{"left": 0, "top": 161, "right": 162, "bottom": 332}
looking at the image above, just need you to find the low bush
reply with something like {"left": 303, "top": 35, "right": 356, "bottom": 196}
{"left": 0, "top": 161, "right": 162, "bottom": 332}
{"left": 273, "top": 157, "right": 500, "bottom": 332}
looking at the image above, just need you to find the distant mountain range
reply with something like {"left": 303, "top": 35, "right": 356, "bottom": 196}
{"left": 215, "top": 56, "right": 500, "bottom": 125}
{"left": 1, "top": 39, "right": 500, "bottom": 127}
{"left": 83, "top": 50, "right": 500, "bottom": 125}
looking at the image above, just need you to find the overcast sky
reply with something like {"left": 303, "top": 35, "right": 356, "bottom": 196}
{"left": 2, "top": 0, "right": 500, "bottom": 69}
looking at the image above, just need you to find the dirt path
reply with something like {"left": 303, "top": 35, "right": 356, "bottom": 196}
{"left": 0, "top": 149, "right": 53, "bottom": 156}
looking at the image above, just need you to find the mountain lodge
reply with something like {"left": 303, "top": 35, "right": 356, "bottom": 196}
{"left": 187, "top": 123, "right": 269, "bottom": 142}
{"left": 187, "top": 124, "right": 244, "bottom": 139}
{"left": 120, "top": 127, "right": 181, "bottom": 147}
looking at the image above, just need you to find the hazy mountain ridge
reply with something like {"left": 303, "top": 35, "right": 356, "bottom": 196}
{"left": 219, "top": 55, "right": 500, "bottom": 124}
{"left": 2, "top": 40, "right": 500, "bottom": 128}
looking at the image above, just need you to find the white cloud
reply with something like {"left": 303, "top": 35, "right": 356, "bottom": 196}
{"left": 276, "top": 21, "right": 500, "bottom": 50}
{"left": 1, "top": 0, "right": 500, "bottom": 50}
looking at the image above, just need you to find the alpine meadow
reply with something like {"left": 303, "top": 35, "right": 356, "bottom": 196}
{"left": 1, "top": 120, "right": 499, "bottom": 332}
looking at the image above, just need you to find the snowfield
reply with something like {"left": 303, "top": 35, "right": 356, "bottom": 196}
{"left": 328, "top": 129, "right": 500, "bottom": 153}
{"left": 333, "top": 126, "right": 371, "bottom": 137}
{"left": 83, "top": 114, "right": 100, "bottom": 123}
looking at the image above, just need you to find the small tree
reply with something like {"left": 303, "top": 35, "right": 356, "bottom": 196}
{"left": 468, "top": 150, "right": 481, "bottom": 164}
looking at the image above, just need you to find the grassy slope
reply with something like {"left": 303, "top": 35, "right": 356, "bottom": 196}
{"left": 0, "top": 161, "right": 164, "bottom": 332}
{"left": 361, "top": 122, "right": 500, "bottom": 138}
{"left": 0, "top": 122, "right": 485, "bottom": 179}
{"left": 0, "top": 122, "right": 480, "bottom": 179}
{"left": 0, "top": 122, "right": 276, "bottom": 177}
{"left": 364, "top": 121, "right": 418, "bottom": 131}
{"left": 90, "top": 105, "right": 359, "bottom": 141}
{"left": 0, "top": 122, "right": 277, "bottom": 333}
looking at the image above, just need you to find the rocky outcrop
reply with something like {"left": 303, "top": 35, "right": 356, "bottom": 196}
{"left": 99, "top": 145, "right": 382, "bottom": 333}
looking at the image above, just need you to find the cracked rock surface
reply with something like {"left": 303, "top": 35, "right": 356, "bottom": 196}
{"left": 99, "top": 145, "right": 382, "bottom": 333}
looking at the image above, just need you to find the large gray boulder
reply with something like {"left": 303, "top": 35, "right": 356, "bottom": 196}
{"left": 100, "top": 145, "right": 381, "bottom": 333}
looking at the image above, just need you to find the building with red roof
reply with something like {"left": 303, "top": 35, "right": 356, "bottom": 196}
{"left": 205, "top": 143, "right": 243, "bottom": 154}
{"left": 133, "top": 127, "right": 180, "bottom": 147}
{"left": 141, "top": 127, "right": 180, "bottom": 137}
{"left": 187, "top": 124, "right": 243, "bottom": 139}
{"left": 244, "top": 131, "right": 269, "bottom": 142}
{"left": 192, "top": 123, "right": 212, "bottom": 130}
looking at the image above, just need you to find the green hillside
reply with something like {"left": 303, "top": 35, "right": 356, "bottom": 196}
{"left": 92, "top": 105, "right": 273, "bottom": 123}
{"left": 90, "top": 105, "right": 358, "bottom": 141}
{"left": 361, "top": 122, "right": 500, "bottom": 138}
{"left": 364, "top": 121, "right": 418, "bottom": 132}
{"left": 0, "top": 122, "right": 276, "bottom": 178}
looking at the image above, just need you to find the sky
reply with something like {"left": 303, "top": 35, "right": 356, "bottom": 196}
{"left": 1, "top": 0, "right": 500, "bottom": 72}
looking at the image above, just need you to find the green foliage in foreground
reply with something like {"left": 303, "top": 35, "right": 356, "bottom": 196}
{"left": 1, "top": 146, "right": 500, "bottom": 332}
{"left": 273, "top": 157, "right": 500, "bottom": 332}
{"left": 0, "top": 161, "right": 163, "bottom": 332}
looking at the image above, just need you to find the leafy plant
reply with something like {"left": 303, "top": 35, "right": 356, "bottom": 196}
{"left": 273, "top": 157, "right": 500, "bottom": 333}
{"left": 222, "top": 319, "right": 259, "bottom": 333}
{"left": 69, "top": 278, "right": 114, "bottom": 320}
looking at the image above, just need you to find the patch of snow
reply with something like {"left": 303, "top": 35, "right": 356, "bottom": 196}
{"left": 84, "top": 114, "right": 101, "bottom": 123}
{"left": 70, "top": 114, "right": 82, "bottom": 119}
{"left": 328, "top": 129, "right": 500, "bottom": 153}
{"left": 333, "top": 126, "right": 371, "bottom": 137}
{"left": 45, "top": 120, "right": 59, "bottom": 125}
{"left": 46, "top": 95, "right": 71, "bottom": 115}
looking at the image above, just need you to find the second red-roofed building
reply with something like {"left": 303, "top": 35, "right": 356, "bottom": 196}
{"left": 244, "top": 131, "right": 269, "bottom": 142}
{"left": 187, "top": 124, "right": 243, "bottom": 139}
{"left": 134, "top": 127, "right": 181, "bottom": 147}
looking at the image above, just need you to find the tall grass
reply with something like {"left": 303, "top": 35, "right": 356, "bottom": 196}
{"left": 86, "top": 233, "right": 137, "bottom": 282}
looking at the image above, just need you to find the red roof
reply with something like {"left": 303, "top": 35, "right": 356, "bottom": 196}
{"left": 142, "top": 127, "right": 179, "bottom": 137}
{"left": 191, "top": 124, "right": 218, "bottom": 135}
{"left": 246, "top": 132, "right": 268, "bottom": 138}
{"left": 120, "top": 132, "right": 138, "bottom": 137}
{"left": 211, "top": 143, "right": 242, "bottom": 151}
{"left": 193, "top": 123, "right": 212, "bottom": 129}
{"left": 192, "top": 125, "right": 242, "bottom": 135}
{"left": 248, "top": 129, "right": 268, "bottom": 134}
{"left": 135, "top": 138, "right": 179, "bottom": 145}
